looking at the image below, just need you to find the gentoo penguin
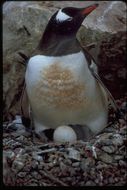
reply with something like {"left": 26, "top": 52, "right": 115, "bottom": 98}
{"left": 24, "top": 4, "right": 111, "bottom": 141}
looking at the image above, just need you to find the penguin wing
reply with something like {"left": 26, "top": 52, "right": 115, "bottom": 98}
{"left": 82, "top": 48, "right": 119, "bottom": 111}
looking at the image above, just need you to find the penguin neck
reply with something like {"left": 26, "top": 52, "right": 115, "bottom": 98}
{"left": 38, "top": 33, "right": 82, "bottom": 56}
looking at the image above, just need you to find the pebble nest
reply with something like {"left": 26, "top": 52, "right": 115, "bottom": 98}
{"left": 3, "top": 96, "right": 127, "bottom": 186}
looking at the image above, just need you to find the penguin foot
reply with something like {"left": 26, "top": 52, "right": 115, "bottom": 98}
{"left": 82, "top": 126, "right": 95, "bottom": 141}
{"left": 34, "top": 131, "right": 48, "bottom": 143}
{"left": 34, "top": 129, "right": 54, "bottom": 143}
{"left": 69, "top": 125, "right": 95, "bottom": 141}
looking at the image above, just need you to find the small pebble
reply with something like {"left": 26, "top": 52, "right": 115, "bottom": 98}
{"left": 114, "top": 155, "right": 124, "bottom": 160}
{"left": 119, "top": 160, "right": 127, "bottom": 167}
{"left": 60, "top": 162, "right": 67, "bottom": 171}
{"left": 96, "top": 162, "right": 108, "bottom": 169}
{"left": 119, "top": 126, "right": 127, "bottom": 134}
{"left": 108, "top": 177, "right": 114, "bottom": 184}
{"left": 85, "top": 180, "right": 96, "bottom": 186}
{"left": 4, "top": 150, "right": 15, "bottom": 160}
{"left": 12, "top": 160, "right": 24, "bottom": 172}
{"left": 17, "top": 171, "right": 27, "bottom": 178}
{"left": 102, "top": 145, "right": 116, "bottom": 153}
{"left": 32, "top": 152, "right": 43, "bottom": 161}
{"left": 31, "top": 171, "right": 42, "bottom": 180}
{"left": 99, "top": 152, "right": 113, "bottom": 163}
{"left": 80, "top": 158, "right": 95, "bottom": 171}
{"left": 112, "top": 134, "right": 123, "bottom": 146}
{"left": 31, "top": 160, "right": 38, "bottom": 169}
{"left": 72, "top": 162, "right": 80, "bottom": 167}
{"left": 16, "top": 135, "right": 25, "bottom": 141}
{"left": 68, "top": 148, "right": 81, "bottom": 161}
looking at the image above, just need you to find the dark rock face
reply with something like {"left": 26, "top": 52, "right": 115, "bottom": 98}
{"left": 3, "top": 2, "right": 55, "bottom": 120}
{"left": 98, "top": 31, "right": 127, "bottom": 99}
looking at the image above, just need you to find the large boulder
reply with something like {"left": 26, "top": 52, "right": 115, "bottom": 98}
{"left": 77, "top": 1, "right": 126, "bottom": 99}
{"left": 3, "top": 1, "right": 57, "bottom": 120}
{"left": 3, "top": 1, "right": 126, "bottom": 120}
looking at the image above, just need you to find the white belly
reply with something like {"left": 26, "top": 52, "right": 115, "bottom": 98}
{"left": 25, "top": 51, "right": 108, "bottom": 133}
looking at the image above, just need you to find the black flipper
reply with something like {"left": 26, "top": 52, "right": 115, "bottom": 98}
{"left": 82, "top": 47, "right": 119, "bottom": 112}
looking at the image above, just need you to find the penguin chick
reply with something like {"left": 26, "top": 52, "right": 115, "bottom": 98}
{"left": 25, "top": 4, "right": 109, "bottom": 141}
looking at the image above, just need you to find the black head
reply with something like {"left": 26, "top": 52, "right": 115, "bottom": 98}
{"left": 38, "top": 4, "right": 99, "bottom": 55}
{"left": 45, "top": 4, "right": 99, "bottom": 36}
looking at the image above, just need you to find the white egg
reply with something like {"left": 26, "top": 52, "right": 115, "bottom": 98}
{"left": 53, "top": 125, "right": 77, "bottom": 143}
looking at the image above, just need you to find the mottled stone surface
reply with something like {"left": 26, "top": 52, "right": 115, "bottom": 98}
{"left": 3, "top": 97, "right": 127, "bottom": 186}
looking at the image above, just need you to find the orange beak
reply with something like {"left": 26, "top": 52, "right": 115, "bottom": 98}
{"left": 81, "top": 4, "right": 99, "bottom": 16}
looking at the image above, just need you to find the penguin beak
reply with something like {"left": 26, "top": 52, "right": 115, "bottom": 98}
{"left": 80, "top": 4, "right": 99, "bottom": 16}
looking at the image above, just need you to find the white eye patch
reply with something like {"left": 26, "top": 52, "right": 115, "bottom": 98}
{"left": 56, "top": 9, "right": 72, "bottom": 22}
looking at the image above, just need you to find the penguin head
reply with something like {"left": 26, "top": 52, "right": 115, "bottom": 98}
{"left": 47, "top": 4, "right": 99, "bottom": 35}
{"left": 39, "top": 4, "right": 99, "bottom": 52}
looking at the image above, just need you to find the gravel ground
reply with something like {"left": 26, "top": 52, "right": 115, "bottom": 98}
{"left": 3, "top": 96, "right": 127, "bottom": 186}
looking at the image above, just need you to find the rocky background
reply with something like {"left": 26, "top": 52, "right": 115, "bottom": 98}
{"left": 3, "top": 1, "right": 127, "bottom": 186}
{"left": 3, "top": 0, "right": 127, "bottom": 119}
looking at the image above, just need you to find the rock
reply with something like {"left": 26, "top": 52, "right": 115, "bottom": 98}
{"left": 114, "top": 155, "right": 124, "bottom": 160}
{"left": 102, "top": 145, "right": 116, "bottom": 153}
{"left": 97, "top": 31, "right": 126, "bottom": 99}
{"left": 96, "top": 162, "right": 108, "bottom": 169}
{"left": 12, "top": 160, "right": 24, "bottom": 172}
{"left": 23, "top": 163, "right": 31, "bottom": 172}
{"left": 85, "top": 180, "right": 96, "bottom": 186}
{"left": 68, "top": 148, "right": 81, "bottom": 161}
{"left": 11, "top": 148, "right": 29, "bottom": 172}
{"left": 31, "top": 171, "right": 42, "bottom": 179}
{"left": 15, "top": 148, "right": 25, "bottom": 158}
{"left": 77, "top": 1, "right": 126, "bottom": 99}
{"left": 31, "top": 160, "right": 39, "bottom": 169}
{"left": 82, "top": 1, "right": 126, "bottom": 33}
{"left": 64, "top": 158, "right": 72, "bottom": 165}
{"left": 108, "top": 177, "right": 114, "bottom": 184}
{"left": 27, "top": 182, "right": 38, "bottom": 186}
{"left": 72, "top": 162, "right": 80, "bottom": 167}
{"left": 3, "top": 1, "right": 56, "bottom": 119}
{"left": 121, "top": 102, "right": 127, "bottom": 112}
{"left": 112, "top": 134, "right": 124, "bottom": 146}
{"left": 80, "top": 158, "right": 95, "bottom": 171}
{"left": 3, "top": 122, "right": 127, "bottom": 186}
{"left": 96, "top": 133, "right": 113, "bottom": 146}
{"left": 3, "top": 138, "right": 23, "bottom": 149}
{"left": 99, "top": 152, "right": 113, "bottom": 163}
{"left": 60, "top": 161, "right": 67, "bottom": 172}
{"left": 119, "top": 160, "right": 127, "bottom": 167}
{"left": 3, "top": 150, "right": 15, "bottom": 160}
{"left": 17, "top": 171, "right": 27, "bottom": 178}
{"left": 32, "top": 152, "right": 43, "bottom": 162}
{"left": 119, "top": 126, "right": 127, "bottom": 135}
{"left": 3, "top": 154, "right": 16, "bottom": 185}
{"left": 16, "top": 135, "right": 25, "bottom": 142}
{"left": 7, "top": 115, "right": 25, "bottom": 130}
